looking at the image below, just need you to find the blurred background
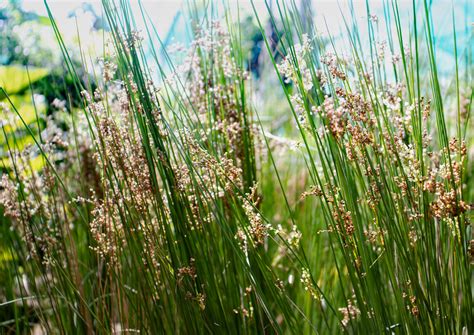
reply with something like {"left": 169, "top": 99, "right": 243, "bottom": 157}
{"left": 0, "top": 0, "right": 471, "bottom": 170}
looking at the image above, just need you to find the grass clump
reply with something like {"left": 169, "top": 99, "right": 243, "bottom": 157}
{"left": 0, "top": 0, "right": 472, "bottom": 333}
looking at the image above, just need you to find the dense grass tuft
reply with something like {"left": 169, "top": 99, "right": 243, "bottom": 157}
{"left": 0, "top": 0, "right": 472, "bottom": 333}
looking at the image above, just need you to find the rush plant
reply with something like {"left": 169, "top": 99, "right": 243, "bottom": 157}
{"left": 0, "top": 0, "right": 471, "bottom": 334}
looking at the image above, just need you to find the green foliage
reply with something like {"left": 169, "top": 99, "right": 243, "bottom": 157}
{"left": 0, "top": 66, "right": 48, "bottom": 96}
{"left": 0, "top": 66, "right": 47, "bottom": 171}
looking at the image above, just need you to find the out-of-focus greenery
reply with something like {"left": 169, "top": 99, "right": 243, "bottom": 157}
{"left": 0, "top": 1, "right": 101, "bottom": 174}
{"left": 0, "top": 1, "right": 57, "bottom": 67}
{"left": 0, "top": 1, "right": 99, "bottom": 112}
{"left": 0, "top": 66, "right": 48, "bottom": 170}
{"left": 0, "top": 66, "right": 48, "bottom": 95}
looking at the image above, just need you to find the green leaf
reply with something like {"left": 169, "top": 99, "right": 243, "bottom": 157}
{"left": 0, "top": 93, "right": 46, "bottom": 171}
{"left": 37, "top": 15, "right": 52, "bottom": 26}
{"left": 0, "top": 66, "right": 49, "bottom": 96}
{"left": 0, "top": 153, "right": 47, "bottom": 172}
{"left": 0, "top": 94, "right": 45, "bottom": 134}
